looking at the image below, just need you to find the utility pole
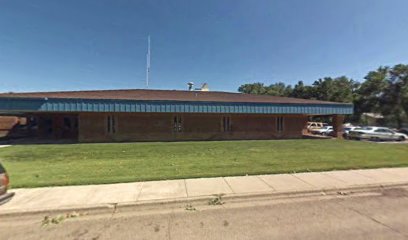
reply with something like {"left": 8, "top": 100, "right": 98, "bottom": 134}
{"left": 146, "top": 35, "right": 151, "bottom": 88}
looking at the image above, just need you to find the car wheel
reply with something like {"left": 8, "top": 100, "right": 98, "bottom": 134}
{"left": 398, "top": 136, "right": 405, "bottom": 142}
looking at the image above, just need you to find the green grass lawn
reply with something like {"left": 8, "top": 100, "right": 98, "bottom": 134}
{"left": 0, "top": 139, "right": 407, "bottom": 188}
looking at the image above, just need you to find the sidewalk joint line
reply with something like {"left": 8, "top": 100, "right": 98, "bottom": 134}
{"left": 136, "top": 182, "right": 144, "bottom": 201}
{"left": 256, "top": 175, "right": 276, "bottom": 191}
{"left": 134, "top": 182, "right": 143, "bottom": 201}
{"left": 222, "top": 177, "right": 235, "bottom": 194}
{"left": 183, "top": 179, "right": 189, "bottom": 198}
{"left": 290, "top": 174, "right": 317, "bottom": 188}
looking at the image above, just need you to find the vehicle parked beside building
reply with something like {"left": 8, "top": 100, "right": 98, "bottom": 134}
{"left": 307, "top": 122, "right": 328, "bottom": 133}
{"left": 348, "top": 127, "right": 408, "bottom": 141}
{"left": 310, "top": 126, "right": 333, "bottom": 135}
{"left": 343, "top": 126, "right": 360, "bottom": 139}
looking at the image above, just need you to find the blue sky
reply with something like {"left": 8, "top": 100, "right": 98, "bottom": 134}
{"left": 1, "top": 0, "right": 408, "bottom": 93}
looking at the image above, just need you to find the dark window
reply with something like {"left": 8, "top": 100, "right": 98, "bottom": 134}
{"left": 222, "top": 116, "right": 232, "bottom": 132}
{"left": 173, "top": 115, "right": 182, "bottom": 132}
{"left": 276, "top": 116, "right": 284, "bottom": 132}
{"left": 112, "top": 116, "right": 116, "bottom": 133}
{"left": 107, "top": 115, "right": 116, "bottom": 134}
{"left": 107, "top": 116, "right": 111, "bottom": 133}
{"left": 74, "top": 118, "right": 79, "bottom": 129}
{"left": 63, "top": 117, "right": 72, "bottom": 129}
{"left": 45, "top": 118, "right": 53, "bottom": 134}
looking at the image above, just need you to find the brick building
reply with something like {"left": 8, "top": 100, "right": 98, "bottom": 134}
{"left": 0, "top": 89, "right": 353, "bottom": 142}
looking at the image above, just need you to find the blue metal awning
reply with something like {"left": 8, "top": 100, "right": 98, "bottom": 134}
{"left": 0, "top": 97, "right": 353, "bottom": 115}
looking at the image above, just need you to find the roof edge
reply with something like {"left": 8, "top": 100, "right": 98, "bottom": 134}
{"left": 0, "top": 95, "right": 353, "bottom": 107}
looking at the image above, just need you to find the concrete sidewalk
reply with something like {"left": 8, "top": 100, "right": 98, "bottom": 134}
{"left": 1, "top": 167, "right": 408, "bottom": 215}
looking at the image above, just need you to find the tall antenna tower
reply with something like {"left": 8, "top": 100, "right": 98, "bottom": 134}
{"left": 146, "top": 35, "right": 151, "bottom": 88}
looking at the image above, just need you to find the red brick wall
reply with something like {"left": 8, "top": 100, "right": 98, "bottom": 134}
{"left": 284, "top": 116, "right": 309, "bottom": 138}
{"left": 77, "top": 113, "right": 107, "bottom": 142}
{"left": 78, "top": 113, "right": 308, "bottom": 142}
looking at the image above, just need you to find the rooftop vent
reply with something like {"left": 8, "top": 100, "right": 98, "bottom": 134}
{"left": 200, "top": 83, "right": 209, "bottom": 91}
{"left": 187, "top": 82, "right": 209, "bottom": 91}
{"left": 187, "top": 82, "right": 194, "bottom": 91}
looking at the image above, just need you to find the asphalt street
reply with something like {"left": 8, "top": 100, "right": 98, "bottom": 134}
{"left": 1, "top": 186, "right": 408, "bottom": 240}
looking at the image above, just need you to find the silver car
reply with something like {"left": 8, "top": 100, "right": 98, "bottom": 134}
{"left": 349, "top": 127, "right": 408, "bottom": 141}
{"left": 343, "top": 126, "right": 360, "bottom": 139}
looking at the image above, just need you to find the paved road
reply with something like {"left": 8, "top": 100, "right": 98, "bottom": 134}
{"left": 1, "top": 186, "right": 408, "bottom": 240}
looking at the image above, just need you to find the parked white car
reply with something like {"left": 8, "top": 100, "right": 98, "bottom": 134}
{"left": 307, "top": 122, "right": 328, "bottom": 133}
{"left": 348, "top": 127, "right": 408, "bottom": 141}
{"left": 311, "top": 126, "right": 333, "bottom": 135}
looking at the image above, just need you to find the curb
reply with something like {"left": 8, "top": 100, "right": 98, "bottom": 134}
{"left": 1, "top": 182, "right": 407, "bottom": 219}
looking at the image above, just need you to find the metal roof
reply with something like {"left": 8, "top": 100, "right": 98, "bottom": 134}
{"left": 0, "top": 96, "right": 353, "bottom": 115}
{"left": 0, "top": 89, "right": 349, "bottom": 105}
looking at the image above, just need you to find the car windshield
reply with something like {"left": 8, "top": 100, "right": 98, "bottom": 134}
{"left": 353, "top": 127, "right": 369, "bottom": 131}
{"left": 376, "top": 128, "right": 392, "bottom": 132}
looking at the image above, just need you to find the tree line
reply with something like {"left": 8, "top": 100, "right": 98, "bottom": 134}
{"left": 238, "top": 64, "right": 408, "bottom": 128}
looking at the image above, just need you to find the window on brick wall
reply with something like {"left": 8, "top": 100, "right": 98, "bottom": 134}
{"left": 173, "top": 115, "right": 183, "bottom": 132}
{"left": 222, "top": 116, "right": 232, "bottom": 132}
{"left": 107, "top": 115, "right": 116, "bottom": 134}
{"left": 276, "top": 116, "right": 284, "bottom": 132}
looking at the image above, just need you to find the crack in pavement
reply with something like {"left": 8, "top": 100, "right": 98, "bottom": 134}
{"left": 336, "top": 201, "right": 408, "bottom": 238}
{"left": 84, "top": 203, "right": 118, "bottom": 240}
{"left": 167, "top": 210, "right": 174, "bottom": 240}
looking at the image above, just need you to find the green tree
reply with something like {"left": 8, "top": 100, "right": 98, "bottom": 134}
{"left": 290, "top": 81, "right": 316, "bottom": 99}
{"left": 238, "top": 82, "right": 268, "bottom": 95}
{"left": 380, "top": 64, "right": 408, "bottom": 128}
{"left": 237, "top": 65, "right": 408, "bottom": 127}
{"left": 238, "top": 82, "right": 293, "bottom": 97}
{"left": 265, "top": 82, "right": 293, "bottom": 97}
{"left": 355, "top": 67, "right": 388, "bottom": 115}
{"left": 312, "top": 76, "right": 358, "bottom": 103}
{"left": 238, "top": 77, "right": 357, "bottom": 103}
